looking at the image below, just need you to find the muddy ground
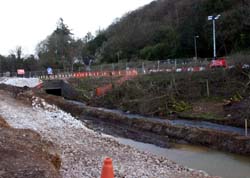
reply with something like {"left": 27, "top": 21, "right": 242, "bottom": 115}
{"left": 0, "top": 115, "right": 61, "bottom": 178}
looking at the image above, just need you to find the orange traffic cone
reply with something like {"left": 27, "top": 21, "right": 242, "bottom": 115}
{"left": 100, "top": 158, "right": 114, "bottom": 178}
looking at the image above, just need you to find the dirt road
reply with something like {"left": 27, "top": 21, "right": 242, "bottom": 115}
{"left": 0, "top": 90, "right": 219, "bottom": 178}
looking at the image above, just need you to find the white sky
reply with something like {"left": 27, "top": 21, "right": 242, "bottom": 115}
{"left": 0, "top": 0, "right": 153, "bottom": 56}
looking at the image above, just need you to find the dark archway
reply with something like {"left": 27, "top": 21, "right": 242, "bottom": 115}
{"left": 45, "top": 89, "right": 62, "bottom": 96}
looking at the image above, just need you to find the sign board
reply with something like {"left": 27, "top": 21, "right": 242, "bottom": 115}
{"left": 47, "top": 67, "right": 53, "bottom": 75}
{"left": 208, "top": 16, "right": 213, "bottom": 20}
{"left": 17, "top": 69, "right": 25, "bottom": 75}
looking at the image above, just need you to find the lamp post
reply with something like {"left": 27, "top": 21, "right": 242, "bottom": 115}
{"left": 194, "top": 35, "right": 199, "bottom": 60}
{"left": 116, "top": 50, "right": 122, "bottom": 63}
{"left": 117, "top": 52, "right": 120, "bottom": 63}
{"left": 208, "top": 14, "right": 221, "bottom": 59}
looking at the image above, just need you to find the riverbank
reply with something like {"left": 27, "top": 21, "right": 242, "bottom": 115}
{"left": 68, "top": 68, "right": 249, "bottom": 129}
{"left": 32, "top": 91, "right": 250, "bottom": 155}
{"left": 0, "top": 89, "right": 218, "bottom": 178}
{"left": 79, "top": 112, "right": 250, "bottom": 178}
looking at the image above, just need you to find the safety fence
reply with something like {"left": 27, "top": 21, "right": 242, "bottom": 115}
{"left": 95, "top": 69, "right": 138, "bottom": 96}
{"left": 90, "top": 58, "right": 212, "bottom": 73}
{"left": 0, "top": 56, "right": 239, "bottom": 79}
{"left": 149, "top": 66, "right": 207, "bottom": 73}
{"left": 0, "top": 58, "right": 210, "bottom": 78}
{"left": 31, "top": 58, "right": 212, "bottom": 80}
{"left": 38, "top": 69, "right": 138, "bottom": 80}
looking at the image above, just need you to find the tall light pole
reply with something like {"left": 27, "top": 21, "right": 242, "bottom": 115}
{"left": 194, "top": 35, "right": 199, "bottom": 60}
{"left": 208, "top": 14, "right": 221, "bottom": 59}
{"left": 116, "top": 50, "right": 121, "bottom": 63}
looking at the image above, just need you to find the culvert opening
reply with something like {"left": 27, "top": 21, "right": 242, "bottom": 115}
{"left": 45, "top": 89, "right": 62, "bottom": 96}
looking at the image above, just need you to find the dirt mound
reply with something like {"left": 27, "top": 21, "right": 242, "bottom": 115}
{"left": 0, "top": 84, "right": 30, "bottom": 99}
{"left": 0, "top": 116, "right": 61, "bottom": 178}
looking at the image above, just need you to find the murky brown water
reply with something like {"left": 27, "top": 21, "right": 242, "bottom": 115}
{"left": 68, "top": 100, "right": 250, "bottom": 178}
{"left": 116, "top": 137, "right": 250, "bottom": 178}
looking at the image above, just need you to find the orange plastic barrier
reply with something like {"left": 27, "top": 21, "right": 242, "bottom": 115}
{"left": 100, "top": 158, "right": 114, "bottom": 178}
{"left": 73, "top": 69, "right": 138, "bottom": 79}
{"left": 95, "top": 84, "right": 113, "bottom": 96}
{"left": 95, "top": 69, "right": 138, "bottom": 96}
{"left": 95, "top": 88, "right": 102, "bottom": 96}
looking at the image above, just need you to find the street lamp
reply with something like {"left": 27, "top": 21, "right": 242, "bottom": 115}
{"left": 194, "top": 35, "right": 199, "bottom": 60}
{"left": 116, "top": 50, "right": 122, "bottom": 61}
{"left": 208, "top": 14, "right": 221, "bottom": 59}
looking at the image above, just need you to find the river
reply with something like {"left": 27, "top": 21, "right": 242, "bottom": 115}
{"left": 116, "top": 137, "right": 250, "bottom": 178}
{"left": 66, "top": 100, "right": 250, "bottom": 178}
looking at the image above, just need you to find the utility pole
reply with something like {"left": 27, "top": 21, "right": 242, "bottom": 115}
{"left": 117, "top": 52, "right": 120, "bottom": 63}
{"left": 117, "top": 50, "right": 121, "bottom": 63}
{"left": 245, "top": 119, "right": 248, "bottom": 137}
{"left": 194, "top": 35, "right": 199, "bottom": 60}
{"left": 208, "top": 14, "right": 221, "bottom": 59}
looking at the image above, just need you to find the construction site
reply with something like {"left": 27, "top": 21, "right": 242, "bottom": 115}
{"left": 0, "top": 64, "right": 250, "bottom": 178}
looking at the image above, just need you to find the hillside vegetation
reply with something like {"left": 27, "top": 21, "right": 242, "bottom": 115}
{"left": 0, "top": 0, "right": 249, "bottom": 73}
{"left": 89, "top": 0, "right": 250, "bottom": 62}
{"left": 69, "top": 66, "right": 250, "bottom": 121}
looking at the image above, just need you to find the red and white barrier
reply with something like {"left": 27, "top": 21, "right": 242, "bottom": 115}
{"left": 72, "top": 69, "right": 138, "bottom": 80}
{"left": 149, "top": 66, "right": 211, "bottom": 74}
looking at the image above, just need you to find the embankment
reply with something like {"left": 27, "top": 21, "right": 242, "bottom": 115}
{"left": 0, "top": 115, "right": 61, "bottom": 178}
{"left": 32, "top": 92, "right": 250, "bottom": 156}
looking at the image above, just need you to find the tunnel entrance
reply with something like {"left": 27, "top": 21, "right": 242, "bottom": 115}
{"left": 45, "top": 89, "right": 62, "bottom": 96}
{"left": 43, "top": 80, "right": 78, "bottom": 100}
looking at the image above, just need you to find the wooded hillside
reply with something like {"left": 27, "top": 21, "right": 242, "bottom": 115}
{"left": 91, "top": 0, "right": 250, "bottom": 62}
{"left": 0, "top": 0, "right": 249, "bottom": 73}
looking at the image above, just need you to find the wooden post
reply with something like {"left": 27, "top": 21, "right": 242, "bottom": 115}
{"left": 206, "top": 79, "right": 210, "bottom": 97}
{"left": 245, "top": 119, "right": 248, "bottom": 137}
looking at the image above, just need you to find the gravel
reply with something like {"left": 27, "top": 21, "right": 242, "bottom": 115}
{"left": 0, "top": 91, "right": 220, "bottom": 178}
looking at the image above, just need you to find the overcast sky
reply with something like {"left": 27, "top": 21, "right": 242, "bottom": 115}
{"left": 0, "top": 0, "right": 153, "bottom": 56}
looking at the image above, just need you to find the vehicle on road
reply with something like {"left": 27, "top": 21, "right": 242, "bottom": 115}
{"left": 209, "top": 58, "right": 227, "bottom": 68}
